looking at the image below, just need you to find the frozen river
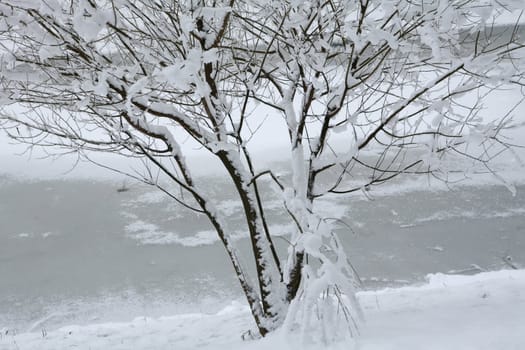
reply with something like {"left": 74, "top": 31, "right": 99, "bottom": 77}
{"left": 0, "top": 174, "right": 524, "bottom": 332}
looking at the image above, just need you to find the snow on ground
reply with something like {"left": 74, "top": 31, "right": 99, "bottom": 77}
{"left": 1, "top": 269, "right": 524, "bottom": 350}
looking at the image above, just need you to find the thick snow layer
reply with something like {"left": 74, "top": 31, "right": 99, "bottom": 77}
{"left": 1, "top": 269, "right": 524, "bottom": 350}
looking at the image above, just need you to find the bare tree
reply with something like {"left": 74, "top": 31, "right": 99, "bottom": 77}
{"left": 0, "top": 0, "right": 523, "bottom": 340}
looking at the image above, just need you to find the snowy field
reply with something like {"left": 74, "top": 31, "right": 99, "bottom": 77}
{"left": 1, "top": 269, "right": 524, "bottom": 350}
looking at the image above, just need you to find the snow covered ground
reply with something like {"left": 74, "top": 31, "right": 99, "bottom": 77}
{"left": 1, "top": 269, "right": 523, "bottom": 350}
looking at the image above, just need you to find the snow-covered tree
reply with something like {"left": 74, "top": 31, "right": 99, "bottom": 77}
{"left": 0, "top": 0, "right": 523, "bottom": 340}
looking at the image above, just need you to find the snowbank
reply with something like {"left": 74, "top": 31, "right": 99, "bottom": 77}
{"left": 1, "top": 269, "right": 524, "bottom": 350}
